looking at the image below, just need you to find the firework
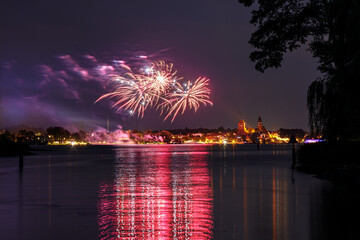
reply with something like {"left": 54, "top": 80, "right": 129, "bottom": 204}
{"left": 163, "top": 77, "right": 213, "bottom": 122}
{"left": 96, "top": 60, "right": 212, "bottom": 121}
{"left": 144, "top": 61, "right": 179, "bottom": 103}
{"left": 95, "top": 74, "right": 155, "bottom": 118}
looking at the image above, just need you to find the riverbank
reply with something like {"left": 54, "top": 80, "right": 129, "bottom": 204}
{"left": 297, "top": 142, "right": 360, "bottom": 184}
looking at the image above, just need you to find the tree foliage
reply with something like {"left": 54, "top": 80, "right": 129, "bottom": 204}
{"left": 46, "top": 127, "right": 70, "bottom": 142}
{"left": 239, "top": 0, "right": 360, "bottom": 141}
{"left": 159, "top": 130, "right": 173, "bottom": 144}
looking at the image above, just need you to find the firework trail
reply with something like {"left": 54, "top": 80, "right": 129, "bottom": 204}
{"left": 147, "top": 61, "right": 179, "bottom": 94}
{"left": 95, "top": 74, "right": 155, "bottom": 118}
{"left": 163, "top": 77, "right": 213, "bottom": 122}
{"left": 96, "top": 59, "right": 212, "bottom": 121}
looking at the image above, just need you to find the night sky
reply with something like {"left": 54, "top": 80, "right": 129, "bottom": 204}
{"left": 0, "top": 0, "right": 319, "bottom": 132}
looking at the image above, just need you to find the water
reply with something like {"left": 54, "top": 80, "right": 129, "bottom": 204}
{"left": 1, "top": 144, "right": 359, "bottom": 240}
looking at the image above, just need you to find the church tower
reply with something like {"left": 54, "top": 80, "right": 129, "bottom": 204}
{"left": 257, "top": 115, "right": 268, "bottom": 134}
{"left": 238, "top": 120, "right": 246, "bottom": 134}
{"left": 257, "top": 115, "right": 263, "bottom": 129}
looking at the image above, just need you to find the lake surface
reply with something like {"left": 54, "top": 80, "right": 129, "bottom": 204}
{"left": 1, "top": 144, "right": 359, "bottom": 240}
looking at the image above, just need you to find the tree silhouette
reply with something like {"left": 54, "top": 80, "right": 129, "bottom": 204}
{"left": 159, "top": 130, "right": 173, "bottom": 144}
{"left": 46, "top": 127, "right": 70, "bottom": 142}
{"left": 239, "top": 0, "right": 360, "bottom": 141}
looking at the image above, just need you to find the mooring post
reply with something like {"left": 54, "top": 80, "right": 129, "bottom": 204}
{"left": 17, "top": 136, "right": 24, "bottom": 171}
{"left": 292, "top": 143, "right": 296, "bottom": 168}
{"left": 19, "top": 151, "right": 24, "bottom": 170}
{"left": 289, "top": 135, "right": 298, "bottom": 169}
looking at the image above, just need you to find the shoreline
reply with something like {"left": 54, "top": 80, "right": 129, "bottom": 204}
{"left": 297, "top": 142, "right": 360, "bottom": 185}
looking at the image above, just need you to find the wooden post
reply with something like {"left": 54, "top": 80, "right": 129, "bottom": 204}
{"left": 17, "top": 137, "right": 24, "bottom": 171}
{"left": 19, "top": 151, "right": 24, "bottom": 170}
{"left": 291, "top": 143, "right": 296, "bottom": 169}
{"left": 289, "top": 135, "right": 298, "bottom": 169}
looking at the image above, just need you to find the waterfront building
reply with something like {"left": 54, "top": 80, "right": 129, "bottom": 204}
{"left": 256, "top": 115, "right": 268, "bottom": 134}
{"left": 237, "top": 120, "right": 247, "bottom": 135}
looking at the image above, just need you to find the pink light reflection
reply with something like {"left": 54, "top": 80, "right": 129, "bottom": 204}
{"left": 98, "top": 146, "right": 213, "bottom": 239}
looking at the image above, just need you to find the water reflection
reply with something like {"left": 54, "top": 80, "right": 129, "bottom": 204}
{"left": 212, "top": 145, "right": 314, "bottom": 240}
{"left": 98, "top": 146, "right": 213, "bottom": 239}
{"left": 3, "top": 144, "right": 360, "bottom": 239}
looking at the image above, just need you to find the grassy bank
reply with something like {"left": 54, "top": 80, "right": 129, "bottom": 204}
{"left": 297, "top": 142, "right": 360, "bottom": 184}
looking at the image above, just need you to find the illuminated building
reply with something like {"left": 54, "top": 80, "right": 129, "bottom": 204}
{"left": 238, "top": 120, "right": 247, "bottom": 135}
{"left": 256, "top": 115, "right": 268, "bottom": 134}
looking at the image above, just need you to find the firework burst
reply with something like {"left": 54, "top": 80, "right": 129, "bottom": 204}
{"left": 96, "top": 60, "right": 212, "bottom": 122}
{"left": 163, "top": 77, "right": 213, "bottom": 122}
{"left": 146, "top": 61, "right": 179, "bottom": 103}
{"left": 95, "top": 74, "right": 155, "bottom": 118}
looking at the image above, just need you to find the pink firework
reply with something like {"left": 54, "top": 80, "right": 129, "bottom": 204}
{"left": 96, "top": 60, "right": 212, "bottom": 121}
{"left": 163, "top": 77, "right": 213, "bottom": 122}
{"left": 146, "top": 61, "right": 180, "bottom": 95}
{"left": 95, "top": 73, "right": 156, "bottom": 118}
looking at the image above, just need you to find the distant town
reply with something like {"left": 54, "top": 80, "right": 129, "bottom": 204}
{"left": 1, "top": 116, "right": 310, "bottom": 146}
